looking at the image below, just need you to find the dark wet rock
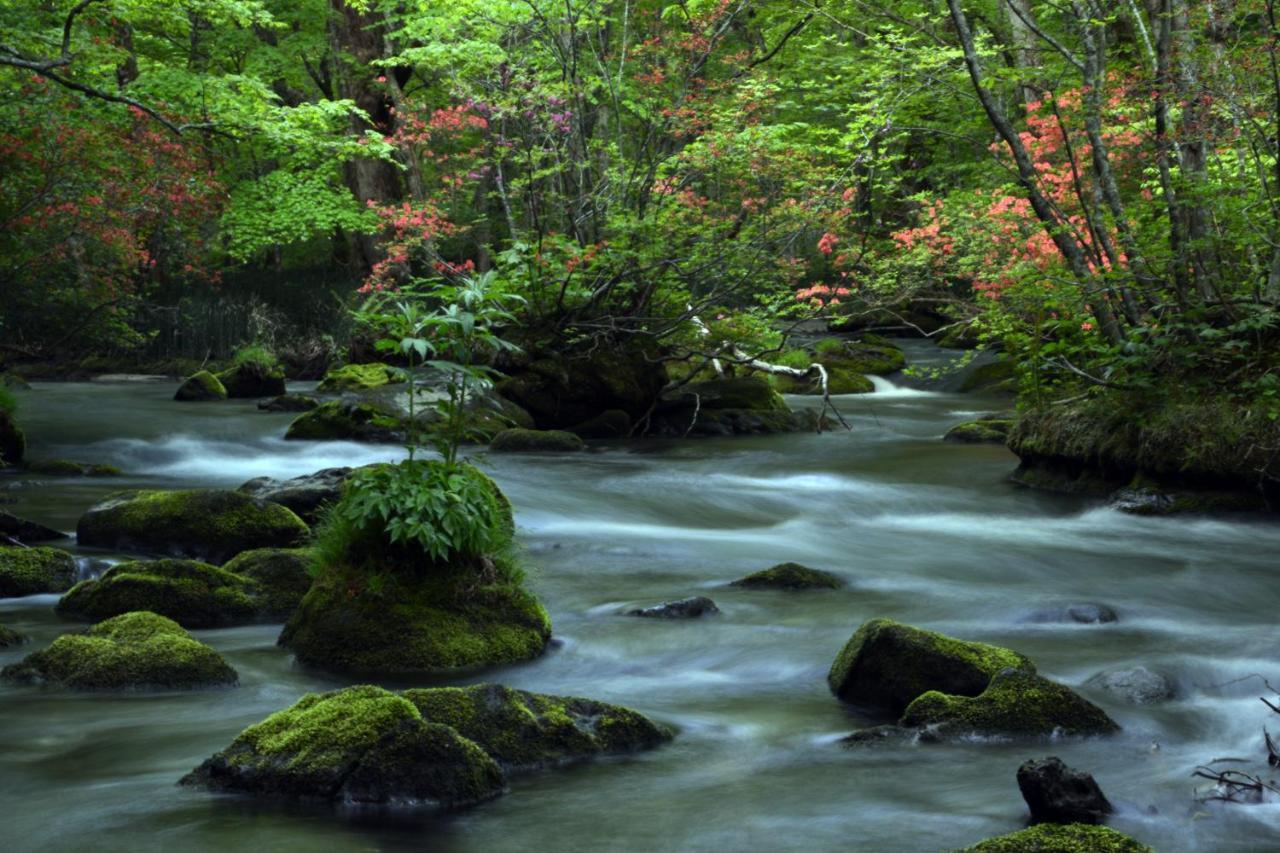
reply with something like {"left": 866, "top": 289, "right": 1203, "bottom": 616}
{"left": 962, "top": 824, "right": 1151, "bottom": 852}
{"left": 0, "top": 510, "right": 64, "bottom": 544}
{"left": 0, "top": 410, "right": 25, "bottom": 466}
{"left": 945, "top": 417, "right": 1014, "bottom": 444}
{"left": 24, "top": 459, "right": 122, "bottom": 476}
{"left": 1109, "top": 483, "right": 1259, "bottom": 516}
{"left": 1084, "top": 666, "right": 1176, "bottom": 705}
{"left": 76, "top": 489, "right": 309, "bottom": 564}
{"left": 0, "top": 372, "right": 30, "bottom": 390}
{"left": 316, "top": 362, "right": 405, "bottom": 393}
{"left": 1025, "top": 603, "right": 1118, "bottom": 625}
{"left": 649, "top": 377, "right": 822, "bottom": 437}
{"left": 221, "top": 548, "right": 312, "bottom": 620}
{"left": 628, "top": 596, "right": 719, "bottom": 619}
{"left": 57, "top": 559, "right": 262, "bottom": 628}
{"left": 180, "top": 684, "right": 505, "bottom": 808}
{"left": 0, "top": 622, "right": 24, "bottom": 647}
{"left": 490, "top": 428, "right": 585, "bottom": 453}
{"left": 731, "top": 562, "right": 843, "bottom": 590}
{"left": 497, "top": 349, "right": 668, "bottom": 430}
{"left": 0, "top": 545, "right": 77, "bottom": 597}
{"left": 1, "top": 611, "right": 237, "bottom": 690}
{"left": 1017, "top": 756, "right": 1112, "bottom": 823}
{"left": 828, "top": 618, "right": 1034, "bottom": 715}
{"left": 840, "top": 725, "right": 937, "bottom": 747}
{"left": 238, "top": 467, "right": 353, "bottom": 524}
{"left": 216, "top": 362, "right": 286, "bottom": 398}
{"left": 258, "top": 394, "right": 318, "bottom": 413}
{"left": 899, "top": 668, "right": 1120, "bottom": 738}
{"left": 567, "top": 409, "right": 632, "bottom": 439}
{"left": 404, "top": 683, "right": 672, "bottom": 770}
{"left": 174, "top": 370, "right": 227, "bottom": 402}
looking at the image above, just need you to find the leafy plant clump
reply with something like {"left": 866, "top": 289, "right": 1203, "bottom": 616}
{"left": 231, "top": 344, "right": 280, "bottom": 370}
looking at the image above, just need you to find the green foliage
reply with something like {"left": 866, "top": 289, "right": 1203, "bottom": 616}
{"left": 0, "top": 386, "right": 15, "bottom": 416}
{"left": 231, "top": 343, "right": 279, "bottom": 370}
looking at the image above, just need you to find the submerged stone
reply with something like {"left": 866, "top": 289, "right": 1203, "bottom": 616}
{"left": 0, "top": 546, "right": 77, "bottom": 597}
{"left": 1, "top": 611, "right": 237, "bottom": 690}
{"left": 1024, "top": 603, "right": 1118, "bottom": 625}
{"left": 1084, "top": 666, "right": 1176, "bottom": 705}
{"left": 899, "top": 668, "right": 1119, "bottom": 738}
{"left": 961, "top": 823, "right": 1150, "bottom": 852}
{"left": 174, "top": 370, "right": 228, "bottom": 402}
{"left": 57, "top": 559, "right": 261, "bottom": 628}
{"left": 489, "top": 428, "right": 585, "bottom": 453}
{"left": 316, "top": 362, "right": 405, "bottom": 393}
{"left": 1016, "top": 756, "right": 1112, "bottom": 824}
{"left": 628, "top": 596, "right": 719, "bottom": 619}
{"left": 76, "top": 489, "right": 309, "bottom": 564}
{"left": 828, "top": 618, "right": 1034, "bottom": 714}
{"left": 731, "top": 562, "right": 843, "bottom": 590}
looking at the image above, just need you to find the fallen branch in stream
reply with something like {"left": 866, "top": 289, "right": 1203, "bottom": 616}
{"left": 730, "top": 347, "right": 852, "bottom": 432}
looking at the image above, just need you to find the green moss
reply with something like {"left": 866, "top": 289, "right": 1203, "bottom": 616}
{"left": 75, "top": 488, "right": 309, "bottom": 564}
{"left": 316, "top": 362, "right": 405, "bottom": 393}
{"left": 682, "top": 377, "right": 788, "bottom": 411}
{"left": 490, "top": 428, "right": 585, "bottom": 452}
{"left": 181, "top": 684, "right": 506, "bottom": 807}
{"left": 773, "top": 366, "right": 874, "bottom": 395}
{"left": 945, "top": 419, "right": 1013, "bottom": 444}
{"left": 0, "top": 409, "right": 25, "bottom": 466}
{"left": 731, "top": 562, "right": 844, "bottom": 590}
{"left": 0, "top": 622, "right": 24, "bottom": 647}
{"left": 284, "top": 400, "right": 405, "bottom": 443}
{"left": 57, "top": 559, "right": 261, "bottom": 628}
{"left": 960, "top": 359, "right": 1015, "bottom": 393}
{"left": 404, "top": 683, "right": 672, "bottom": 770}
{"left": 828, "top": 618, "right": 1035, "bottom": 714}
{"left": 221, "top": 548, "right": 312, "bottom": 619}
{"left": 25, "top": 459, "right": 123, "bottom": 476}
{"left": 961, "top": 823, "right": 1151, "bottom": 852}
{"left": 1, "top": 611, "right": 237, "bottom": 690}
{"left": 816, "top": 338, "right": 907, "bottom": 375}
{"left": 174, "top": 370, "right": 228, "bottom": 402}
{"left": 900, "top": 668, "right": 1119, "bottom": 737}
{"left": 0, "top": 545, "right": 77, "bottom": 597}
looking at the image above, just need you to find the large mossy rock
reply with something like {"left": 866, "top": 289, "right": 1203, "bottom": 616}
{"left": 828, "top": 618, "right": 1034, "bottom": 715}
{"left": 814, "top": 337, "right": 906, "bottom": 375}
{"left": 961, "top": 823, "right": 1151, "bottom": 852}
{"left": 174, "top": 370, "right": 228, "bottom": 402}
{"left": 649, "top": 377, "right": 822, "bottom": 437}
{"left": 773, "top": 366, "right": 874, "bottom": 396}
{"left": 217, "top": 362, "right": 286, "bottom": 398}
{"left": 0, "top": 410, "right": 25, "bottom": 465}
{"left": 730, "top": 562, "right": 843, "bottom": 590}
{"left": 220, "top": 548, "right": 312, "bottom": 620}
{"left": 945, "top": 417, "right": 1014, "bottom": 444}
{"left": 0, "top": 546, "right": 77, "bottom": 597}
{"left": 316, "top": 362, "right": 405, "bottom": 393}
{"left": 238, "top": 467, "right": 353, "bottom": 524}
{"left": 490, "top": 428, "right": 585, "bottom": 453}
{"left": 900, "top": 668, "right": 1119, "bottom": 738}
{"left": 497, "top": 349, "right": 668, "bottom": 430}
{"left": 76, "top": 489, "right": 309, "bottom": 563}
{"left": 181, "top": 684, "right": 505, "bottom": 807}
{"left": 1, "top": 611, "right": 237, "bottom": 690}
{"left": 278, "top": 563, "right": 551, "bottom": 675}
{"left": 57, "top": 559, "right": 262, "bottom": 628}
{"left": 284, "top": 400, "right": 404, "bottom": 443}
{"left": 404, "top": 683, "right": 672, "bottom": 770}
{"left": 0, "top": 510, "right": 63, "bottom": 544}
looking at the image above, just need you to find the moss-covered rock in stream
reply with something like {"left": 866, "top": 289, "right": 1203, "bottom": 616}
{"left": 730, "top": 562, "right": 844, "bottom": 590}
{"left": 489, "top": 428, "right": 585, "bottom": 453}
{"left": 497, "top": 348, "right": 668, "bottom": 430}
{"left": 900, "top": 668, "right": 1119, "bottom": 738}
{"left": 216, "top": 361, "right": 286, "bottom": 398}
{"left": 174, "top": 370, "right": 228, "bottom": 402}
{"left": 0, "top": 409, "right": 25, "bottom": 466}
{"left": 25, "top": 459, "right": 123, "bottom": 476}
{"left": 813, "top": 337, "right": 906, "bottom": 376}
{"left": 316, "top": 362, "right": 405, "bottom": 393}
{"left": 258, "top": 393, "right": 319, "bottom": 413}
{"left": 1, "top": 611, "right": 237, "bottom": 690}
{"left": 648, "top": 376, "right": 823, "bottom": 437}
{"left": 0, "top": 622, "right": 25, "bottom": 647}
{"left": 76, "top": 489, "right": 309, "bottom": 563}
{"left": 180, "top": 684, "right": 506, "bottom": 808}
{"left": 960, "top": 823, "right": 1151, "bottom": 852}
{"left": 221, "top": 548, "right": 312, "bottom": 620}
{"left": 284, "top": 400, "right": 405, "bottom": 443}
{"left": 772, "top": 366, "right": 875, "bottom": 396}
{"left": 959, "top": 358, "right": 1016, "bottom": 393}
{"left": 57, "top": 559, "right": 262, "bottom": 628}
{"left": 404, "top": 683, "right": 672, "bottom": 770}
{"left": 0, "top": 546, "right": 77, "bottom": 597}
{"left": 945, "top": 417, "right": 1014, "bottom": 444}
{"left": 828, "top": 618, "right": 1034, "bottom": 714}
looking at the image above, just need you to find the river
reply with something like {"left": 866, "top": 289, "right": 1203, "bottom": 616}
{"left": 2, "top": 343, "right": 1278, "bottom": 852}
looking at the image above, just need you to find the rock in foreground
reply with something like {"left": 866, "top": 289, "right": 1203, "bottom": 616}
{"left": 76, "top": 489, "right": 309, "bottom": 564}
{"left": 731, "top": 562, "right": 843, "bottom": 590}
{"left": 1016, "top": 756, "right": 1112, "bottom": 824}
{"left": 1, "top": 611, "right": 237, "bottom": 690}
{"left": 0, "top": 546, "right": 77, "bottom": 597}
{"left": 962, "top": 823, "right": 1150, "bottom": 852}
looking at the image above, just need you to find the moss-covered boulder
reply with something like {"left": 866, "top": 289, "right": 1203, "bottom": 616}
{"left": 945, "top": 418, "right": 1014, "bottom": 444}
{"left": 900, "top": 668, "right": 1119, "bottom": 738}
{"left": 960, "top": 358, "right": 1016, "bottom": 393}
{"left": 217, "top": 362, "right": 286, "bottom": 398}
{"left": 404, "top": 683, "right": 671, "bottom": 770}
{"left": 316, "top": 362, "right": 405, "bottom": 393}
{"left": 650, "top": 377, "right": 823, "bottom": 437}
{"left": 497, "top": 349, "right": 668, "bottom": 430}
{"left": 174, "top": 370, "right": 228, "bottom": 402}
{"left": 490, "top": 428, "right": 585, "bottom": 453}
{"left": 814, "top": 337, "right": 907, "bottom": 376}
{"left": 1, "top": 611, "right": 237, "bottom": 690}
{"left": 0, "top": 622, "right": 24, "bottom": 647}
{"left": 279, "top": 562, "right": 550, "bottom": 675}
{"left": 258, "top": 393, "right": 319, "bottom": 413}
{"left": 221, "top": 548, "right": 312, "bottom": 620}
{"left": 773, "top": 366, "right": 875, "bottom": 395}
{"left": 568, "top": 408, "right": 633, "bottom": 438}
{"left": 0, "top": 409, "right": 25, "bottom": 465}
{"left": 57, "top": 559, "right": 263, "bottom": 628}
{"left": 828, "top": 619, "right": 1034, "bottom": 714}
{"left": 731, "top": 562, "right": 843, "bottom": 590}
{"left": 181, "top": 684, "right": 505, "bottom": 807}
{"left": 961, "top": 823, "right": 1151, "bottom": 852}
{"left": 25, "top": 459, "right": 123, "bottom": 476}
{"left": 283, "top": 400, "right": 404, "bottom": 443}
{"left": 76, "top": 489, "right": 309, "bottom": 563}
{"left": 0, "top": 546, "right": 77, "bottom": 597}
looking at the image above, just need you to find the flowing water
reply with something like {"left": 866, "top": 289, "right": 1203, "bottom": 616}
{"left": 2, "top": 343, "right": 1278, "bottom": 852}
